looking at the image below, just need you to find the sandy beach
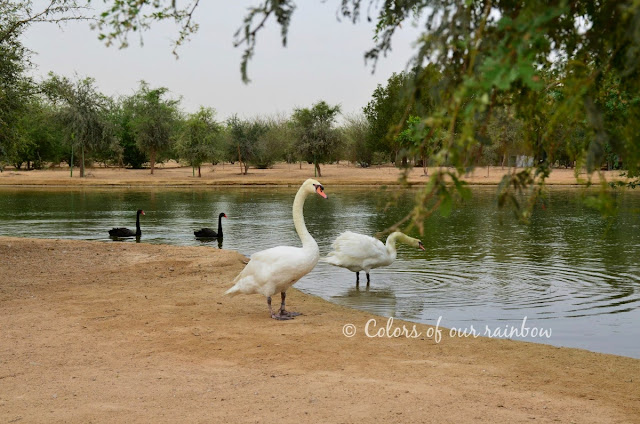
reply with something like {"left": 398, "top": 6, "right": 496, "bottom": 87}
{"left": 1, "top": 237, "right": 639, "bottom": 423}
{"left": 0, "top": 161, "right": 626, "bottom": 186}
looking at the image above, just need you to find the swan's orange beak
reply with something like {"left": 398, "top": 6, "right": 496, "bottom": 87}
{"left": 418, "top": 241, "right": 425, "bottom": 250}
{"left": 315, "top": 185, "right": 328, "bottom": 199}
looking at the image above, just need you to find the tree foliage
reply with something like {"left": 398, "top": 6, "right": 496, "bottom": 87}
{"left": 0, "top": 1, "right": 89, "bottom": 168}
{"left": 0, "top": 0, "right": 89, "bottom": 45}
{"left": 291, "top": 100, "right": 342, "bottom": 178}
{"left": 89, "top": 0, "right": 200, "bottom": 58}
{"left": 15, "top": 97, "right": 67, "bottom": 169}
{"left": 225, "top": 116, "right": 267, "bottom": 175}
{"left": 129, "top": 81, "right": 180, "bottom": 174}
{"left": 0, "top": 6, "right": 31, "bottom": 167}
{"left": 251, "top": 117, "right": 291, "bottom": 169}
{"left": 176, "top": 107, "right": 222, "bottom": 177}
{"left": 363, "top": 67, "right": 440, "bottom": 164}
{"left": 111, "top": 96, "right": 147, "bottom": 168}
{"left": 341, "top": 113, "right": 371, "bottom": 167}
{"left": 347, "top": 0, "right": 639, "bottom": 225}
{"left": 42, "top": 73, "right": 115, "bottom": 177}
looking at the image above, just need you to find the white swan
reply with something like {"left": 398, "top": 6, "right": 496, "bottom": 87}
{"left": 325, "top": 231, "right": 424, "bottom": 287}
{"left": 224, "top": 179, "right": 327, "bottom": 320}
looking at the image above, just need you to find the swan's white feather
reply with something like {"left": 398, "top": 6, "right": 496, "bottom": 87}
{"left": 325, "top": 231, "right": 393, "bottom": 272}
{"left": 226, "top": 246, "right": 319, "bottom": 297}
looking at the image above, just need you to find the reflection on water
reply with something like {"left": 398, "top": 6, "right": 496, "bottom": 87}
{"left": 0, "top": 186, "right": 638, "bottom": 358}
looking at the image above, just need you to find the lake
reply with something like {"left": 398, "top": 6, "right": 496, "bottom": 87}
{"left": 0, "top": 185, "right": 638, "bottom": 358}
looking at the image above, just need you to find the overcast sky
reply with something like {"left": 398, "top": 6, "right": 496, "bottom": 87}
{"left": 21, "top": 1, "right": 421, "bottom": 122}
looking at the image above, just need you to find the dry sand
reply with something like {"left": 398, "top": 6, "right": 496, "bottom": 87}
{"left": 0, "top": 161, "right": 627, "bottom": 186}
{"left": 1, "top": 237, "right": 639, "bottom": 423}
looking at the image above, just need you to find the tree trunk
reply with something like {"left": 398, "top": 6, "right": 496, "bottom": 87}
{"left": 315, "top": 162, "right": 322, "bottom": 178}
{"left": 501, "top": 152, "right": 507, "bottom": 169}
{"left": 80, "top": 144, "right": 85, "bottom": 177}
{"left": 422, "top": 154, "right": 428, "bottom": 176}
{"left": 198, "top": 165, "right": 201, "bottom": 177}
{"left": 150, "top": 149, "right": 156, "bottom": 175}
{"left": 243, "top": 163, "right": 249, "bottom": 175}
{"left": 70, "top": 145, "right": 74, "bottom": 178}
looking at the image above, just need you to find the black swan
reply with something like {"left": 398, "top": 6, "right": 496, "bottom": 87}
{"left": 194, "top": 213, "right": 227, "bottom": 238}
{"left": 109, "top": 209, "right": 145, "bottom": 238}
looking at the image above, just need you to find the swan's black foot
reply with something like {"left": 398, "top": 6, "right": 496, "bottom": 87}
{"left": 271, "top": 313, "right": 294, "bottom": 320}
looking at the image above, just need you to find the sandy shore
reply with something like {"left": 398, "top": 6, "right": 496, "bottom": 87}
{"left": 1, "top": 237, "right": 638, "bottom": 423}
{"left": 0, "top": 162, "right": 626, "bottom": 186}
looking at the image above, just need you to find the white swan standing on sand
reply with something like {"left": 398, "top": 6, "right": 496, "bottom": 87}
{"left": 224, "top": 179, "right": 328, "bottom": 320}
{"left": 325, "top": 231, "right": 425, "bottom": 287}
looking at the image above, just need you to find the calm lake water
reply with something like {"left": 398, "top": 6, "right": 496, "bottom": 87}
{"left": 0, "top": 186, "right": 638, "bottom": 358}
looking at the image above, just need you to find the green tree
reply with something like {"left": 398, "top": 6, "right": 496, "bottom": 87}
{"left": 341, "top": 113, "right": 371, "bottom": 167}
{"left": 43, "top": 74, "right": 115, "bottom": 177}
{"left": 291, "top": 100, "right": 342, "bottom": 178}
{"left": 111, "top": 96, "right": 147, "bottom": 168}
{"left": 363, "top": 71, "right": 409, "bottom": 160}
{"left": 15, "top": 96, "right": 67, "bottom": 168}
{"left": 486, "top": 107, "right": 525, "bottom": 169}
{"left": 129, "top": 82, "right": 180, "bottom": 174}
{"left": 1, "top": 1, "right": 89, "bottom": 169}
{"left": 596, "top": 75, "right": 639, "bottom": 171}
{"left": 251, "top": 116, "right": 290, "bottom": 169}
{"left": 0, "top": 8, "right": 31, "bottom": 167}
{"left": 225, "top": 116, "right": 268, "bottom": 175}
{"left": 395, "top": 115, "right": 441, "bottom": 175}
{"left": 176, "top": 107, "right": 221, "bottom": 177}
{"left": 363, "top": 67, "right": 440, "bottom": 166}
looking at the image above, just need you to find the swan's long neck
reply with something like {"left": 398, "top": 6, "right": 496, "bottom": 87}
{"left": 135, "top": 213, "right": 141, "bottom": 237}
{"left": 292, "top": 187, "right": 316, "bottom": 249}
{"left": 385, "top": 232, "right": 404, "bottom": 259}
{"left": 217, "top": 215, "right": 223, "bottom": 237}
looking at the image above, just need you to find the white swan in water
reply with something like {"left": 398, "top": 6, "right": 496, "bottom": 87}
{"left": 224, "top": 179, "right": 327, "bottom": 320}
{"left": 325, "top": 231, "right": 424, "bottom": 287}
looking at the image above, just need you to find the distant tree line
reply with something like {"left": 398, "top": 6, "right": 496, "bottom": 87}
{"left": 1, "top": 1, "right": 636, "bottom": 189}
{"left": 3, "top": 66, "right": 631, "bottom": 179}
{"left": 2, "top": 0, "right": 639, "bottom": 228}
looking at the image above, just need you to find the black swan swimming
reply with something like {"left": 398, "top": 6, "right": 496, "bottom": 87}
{"left": 194, "top": 213, "right": 227, "bottom": 238}
{"left": 109, "top": 209, "right": 145, "bottom": 238}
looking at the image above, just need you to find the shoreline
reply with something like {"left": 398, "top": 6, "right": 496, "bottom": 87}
{"left": 1, "top": 236, "right": 638, "bottom": 423}
{"left": 0, "top": 162, "right": 627, "bottom": 187}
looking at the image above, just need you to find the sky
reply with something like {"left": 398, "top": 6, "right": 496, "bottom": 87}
{"left": 21, "top": 1, "right": 422, "bottom": 122}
